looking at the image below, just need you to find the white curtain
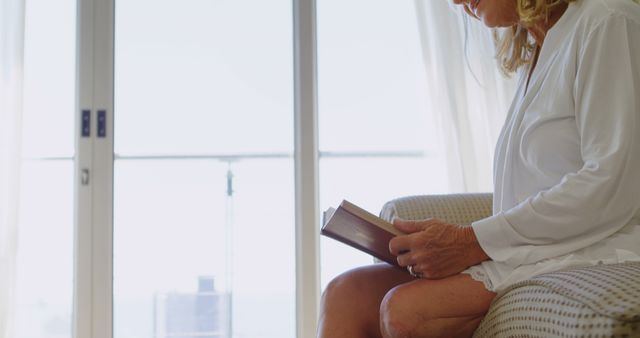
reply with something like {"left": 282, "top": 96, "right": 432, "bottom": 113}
{"left": 0, "top": 0, "right": 26, "bottom": 337}
{"left": 414, "top": 0, "right": 516, "bottom": 192}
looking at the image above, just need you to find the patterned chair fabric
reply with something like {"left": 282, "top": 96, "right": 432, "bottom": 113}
{"left": 380, "top": 194, "right": 640, "bottom": 337}
{"left": 379, "top": 193, "right": 493, "bottom": 226}
{"left": 475, "top": 262, "right": 640, "bottom": 337}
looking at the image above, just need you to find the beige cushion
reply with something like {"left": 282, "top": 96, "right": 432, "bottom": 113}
{"left": 475, "top": 262, "right": 640, "bottom": 337}
{"left": 379, "top": 193, "right": 492, "bottom": 226}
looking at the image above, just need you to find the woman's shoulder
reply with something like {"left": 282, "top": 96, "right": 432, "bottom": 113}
{"left": 572, "top": 0, "right": 640, "bottom": 28}
{"left": 566, "top": 0, "right": 640, "bottom": 45}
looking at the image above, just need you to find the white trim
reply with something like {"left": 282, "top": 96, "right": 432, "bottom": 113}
{"left": 74, "top": 0, "right": 114, "bottom": 336}
{"left": 74, "top": 0, "right": 95, "bottom": 336}
{"left": 91, "top": 0, "right": 114, "bottom": 336}
{"left": 293, "top": 0, "right": 320, "bottom": 337}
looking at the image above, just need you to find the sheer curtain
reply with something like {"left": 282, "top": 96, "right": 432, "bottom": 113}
{"left": 0, "top": 0, "right": 26, "bottom": 337}
{"left": 414, "top": 0, "right": 516, "bottom": 193}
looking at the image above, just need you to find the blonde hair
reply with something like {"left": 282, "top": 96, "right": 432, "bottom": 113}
{"left": 494, "top": 0, "right": 577, "bottom": 75}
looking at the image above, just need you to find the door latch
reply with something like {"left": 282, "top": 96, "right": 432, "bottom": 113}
{"left": 81, "top": 168, "right": 90, "bottom": 186}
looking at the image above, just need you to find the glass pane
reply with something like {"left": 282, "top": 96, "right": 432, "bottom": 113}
{"left": 319, "top": 157, "right": 448, "bottom": 287}
{"left": 21, "top": 0, "right": 76, "bottom": 159}
{"left": 15, "top": 161, "right": 74, "bottom": 338}
{"left": 114, "top": 0, "right": 293, "bottom": 156}
{"left": 114, "top": 1, "right": 295, "bottom": 336}
{"left": 227, "top": 159, "right": 295, "bottom": 338}
{"left": 318, "top": 1, "right": 450, "bottom": 285}
{"left": 114, "top": 160, "right": 230, "bottom": 338}
{"left": 14, "top": 0, "right": 77, "bottom": 336}
{"left": 317, "top": 0, "right": 436, "bottom": 153}
{"left": 114, "top": 159, "right": 295, "bottom": 338}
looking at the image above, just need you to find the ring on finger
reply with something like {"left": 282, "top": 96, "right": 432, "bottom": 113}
{"left": 407, "top": 265, "right": 420, "bottom": 278}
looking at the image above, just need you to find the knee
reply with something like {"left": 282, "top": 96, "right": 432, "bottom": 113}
{"left": 379, "top": 285, "right": 439, "bottom": 338}
{"left": 320, "top": 267, "right": 371, "bottom": 309}
{"left": 380, "top": 285, "right": 418, "bottom": 338}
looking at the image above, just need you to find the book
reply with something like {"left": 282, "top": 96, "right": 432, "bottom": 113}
{"left": 321, "top": 200, "right": 405, "bottom": 268}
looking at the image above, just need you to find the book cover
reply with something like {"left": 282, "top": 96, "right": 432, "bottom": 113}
{"left": 321, "top": 200, "right": 405, "bottom": 268}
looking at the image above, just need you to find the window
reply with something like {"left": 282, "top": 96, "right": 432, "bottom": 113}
{"left": 113, "top": 1, "right": 295, "bottom": 337}
{"left": 317, "top": 0, "right": 448, "bottom": 286}
{"left": 15, "top": 0, "right": 76, "bottom": 337}
{"left": 11, "top": 1, "right": 452, "bottom": 337}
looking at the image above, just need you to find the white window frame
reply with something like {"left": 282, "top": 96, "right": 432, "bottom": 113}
{"left": 74, "top": 0, "right": 114, "bottom": 337}
{"left": 72, "top": 0, "right": 321, "bottom": 337}
{"left": 293, "top": 0, "right": 321, "bottom": 337}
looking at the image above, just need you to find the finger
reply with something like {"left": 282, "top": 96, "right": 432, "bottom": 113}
{"left": 396, "top": 251, "right": 416, "bottom": 267}
{"left": 414, "top": 262, "right": 440, "bottom": 279}
{"left": 410, "top": 263, "right": 426, "bottom": 278}
{"left": 388, "top": 235, "right": 411, "bottom": 256}
{"left": 393, "top": 219, "right": 427, "bottom": 234}
{"left": 408, "top": 251, "right": 428, "bottom": 271}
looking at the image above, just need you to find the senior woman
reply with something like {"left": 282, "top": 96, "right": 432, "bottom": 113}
{"left": 317, "top": 0, "right": 640, "bottom": 337}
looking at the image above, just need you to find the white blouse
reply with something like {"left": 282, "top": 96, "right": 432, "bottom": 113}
{"left": 468, "top": 0, "right": 640, "bottom": 293}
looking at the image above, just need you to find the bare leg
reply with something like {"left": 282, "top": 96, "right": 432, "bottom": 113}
{"left": 380, "top": 273, "right": 496, "bottom": 338}
{"left": 317, "top": 263, "right": 414, "bottom": 338}
{"left": 317, "top": 263, "right": 496, "bottom": 338}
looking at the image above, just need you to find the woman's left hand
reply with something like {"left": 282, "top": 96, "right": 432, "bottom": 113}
{"left": 388, "top": 218, "right": 490, "bottom": 279}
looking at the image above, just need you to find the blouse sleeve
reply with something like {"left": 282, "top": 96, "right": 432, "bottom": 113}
{"left": 472, "top": 13, "right": 640, "bottom": 267}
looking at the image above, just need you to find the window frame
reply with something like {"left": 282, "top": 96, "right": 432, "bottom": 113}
{"left": 74, "top": 0, "right": 114, "bottom": 337}
{"left": 73, "top": 0, "right": 320, "bottom": 337}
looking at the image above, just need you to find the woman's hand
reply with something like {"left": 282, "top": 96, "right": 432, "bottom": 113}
{"left": 388, "top": 218, "right": 490, "bottom": 279}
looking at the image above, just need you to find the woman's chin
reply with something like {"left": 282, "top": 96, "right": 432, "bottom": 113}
{"left": 482, "top": 20, "right": 505, "bottom": 28}
{"left": 480, "top": 14, "right": 517, "bottom": 28}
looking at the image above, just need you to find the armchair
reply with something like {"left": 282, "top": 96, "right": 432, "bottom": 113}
{"left": 380, "top": 194, "right": 640, "bottom": 337}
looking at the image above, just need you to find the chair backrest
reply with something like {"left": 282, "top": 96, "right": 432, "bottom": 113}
{"left": 379, "top": 193, "right": 493, "bottom": 226}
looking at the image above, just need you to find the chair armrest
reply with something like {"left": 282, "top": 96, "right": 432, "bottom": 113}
{"left": 379, "top": 193, "right": 493, "bottom": 226}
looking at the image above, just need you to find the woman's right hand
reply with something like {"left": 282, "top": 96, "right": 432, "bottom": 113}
{"left": 388, "top": 218, "right": 489, "bottom": 279}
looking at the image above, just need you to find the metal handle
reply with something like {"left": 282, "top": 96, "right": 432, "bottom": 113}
{"left": 81, "top": 168, "right": 90, "bottom": 185}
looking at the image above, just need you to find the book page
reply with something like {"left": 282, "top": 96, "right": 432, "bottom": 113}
{"left": 323, "top": 207, "right": 336, "bottom": 226}
{"left": 340, "top": 200, "right": 404, "bottom": 236}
